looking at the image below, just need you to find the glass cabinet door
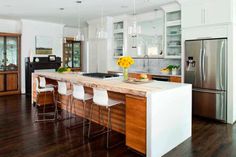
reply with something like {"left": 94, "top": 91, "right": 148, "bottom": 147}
{"left": 73, "top": 42, "right": 81, "bottom": 68}
{"left": 0, "top": 37, "right": 4, "bottom": 71}
{"left": 63, "top": 43, "right": 73, "bottom": 67}
{"left": 6, "top": 37, "right": 18, "bottom": 71}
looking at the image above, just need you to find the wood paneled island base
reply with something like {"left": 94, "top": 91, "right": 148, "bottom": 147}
{"left": 32, "top": 72, "right": 192, "bottom": 157}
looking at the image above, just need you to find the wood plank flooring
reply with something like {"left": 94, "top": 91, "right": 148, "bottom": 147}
{"left": 0, "top": 95, "right": 236, "bottom": 157}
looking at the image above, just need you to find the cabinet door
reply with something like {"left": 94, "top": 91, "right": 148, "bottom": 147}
{"left": 0, "top": 37, "right": 4, "bottom": 71}
{"left": 204, "top": 0, "right": 231, "bottom": 25}
{"left": 97, "top": 40, "right": 107, "bottom": 73}
{"left": 0, "top": 74, "right": 4, "bottom": 92}
{"left": 170, "top": 76, "right": 181, "bottom": 83}
{"left": 6, "top": 73, "right": 18, "bottom": 91}
{"left": 181, "top": 0, "right": 203, "bottom": 28}
{"left": 126, "top": 95, "right": 146, "bottom": 154}
{"left": 6, "top": 37, "right": 18, "bottom": 71}
{"left": 72, "top": 42, "right": 81, "bottom": 68}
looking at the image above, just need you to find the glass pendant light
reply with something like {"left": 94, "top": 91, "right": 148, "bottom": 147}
{"left": 75, "top": 1, "right": 85, "bottom": 41}
{"left": 60, "top": 8, "right": 67, "bottom": 44}
{"left": 128, "top": 0, "right": 141, "bottom": 36}
{"left": 96, "top": 1, "right": 107, "bottom": 39}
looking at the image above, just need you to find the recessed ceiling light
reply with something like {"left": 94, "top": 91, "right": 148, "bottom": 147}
{"left": 76, "top": 1, "right": 82, "bottom": 4}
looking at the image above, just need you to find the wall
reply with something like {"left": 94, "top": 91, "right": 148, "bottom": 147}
{"left": 21, "top": 19, "right": 64, "bottom": 93}
{"left": 232, "top": 0, "right": 236, "bottom": 122}
{"left": 63, "top": 26, "right": 89, "bottom": 72}
{"left": 0, "top": 19, "right": 21, "bottom": 33}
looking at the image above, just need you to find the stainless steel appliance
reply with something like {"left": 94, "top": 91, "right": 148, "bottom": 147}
{"left": 184, "top": 38, "right": 227, "bottom": 122}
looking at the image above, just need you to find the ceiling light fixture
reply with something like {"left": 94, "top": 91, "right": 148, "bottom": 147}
{"left": 74, "top": 0, "right": 85, "bottom": 41}
{"left": 128, "top": 0, "right": 141, "bottom": 37}
{"left": 96, "top": 0, "right": 108, "bottom": 39}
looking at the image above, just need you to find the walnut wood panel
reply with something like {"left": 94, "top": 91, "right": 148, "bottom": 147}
{"left": 170, "top": 76, "right": 182, "bottom": 83}
{"left": 0, "top": 74, "right": 4, "bottom": 92}
{"left": 126, "top": 94, "right": 146, "bottom": 154}
{"left": 6, "top": 73, "right": 18, "bottom": 91}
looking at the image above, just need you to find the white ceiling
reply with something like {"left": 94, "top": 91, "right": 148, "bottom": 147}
{"left": 0, "top": 0, "right": 175, "bottom": 27}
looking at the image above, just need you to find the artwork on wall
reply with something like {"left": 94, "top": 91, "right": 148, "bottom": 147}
{"left": 35, "top": 36, "right": 53, "bottom": 55}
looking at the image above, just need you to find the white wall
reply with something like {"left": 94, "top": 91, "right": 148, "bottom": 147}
{"left": 232, "top": 0, "right": 236, "bottom": 122}
{"left": 63, "top": 26, "right": 89, "bottom": 72}
{"left": 0, "top": 19, "right": 21, "bottom": 33}
{"left": 21, "top": 19, "right": 64, "bottom": 93}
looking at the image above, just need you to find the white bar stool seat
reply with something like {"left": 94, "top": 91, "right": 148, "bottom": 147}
{"left": 39, "top": 76, "right": 55, "bottom": 88}
{"left": 88, "top": 88, "right": 124, "bottom": 148}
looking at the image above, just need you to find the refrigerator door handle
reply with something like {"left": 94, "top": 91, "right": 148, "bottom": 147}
{"left": 199, "top": 48, "right": 203, "bottom": 84}
{"left": 202, "top": 48, "right": 206, "bottom": 81}
{"left": 193, "top": 88, "right": 225, "bottom": 94}
{"left": 219, "top": 40, "right": 225, "bottom": 90}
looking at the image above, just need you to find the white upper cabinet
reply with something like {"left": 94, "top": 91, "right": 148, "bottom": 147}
{"left": 181, "top": 0, "right": 232, "bottom": 28}
{"left": 204, "top": 0, "right": 232, "bottom": 25}
{"left": 161, "top": 2, "right": 182, "bottom": 59}
{"left": 181, "top": 0, "right": 203, "bottom": 28}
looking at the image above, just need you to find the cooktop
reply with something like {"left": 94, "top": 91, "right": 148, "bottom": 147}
{"left": 82, "top": 73, "right": 120, "bottom": 79}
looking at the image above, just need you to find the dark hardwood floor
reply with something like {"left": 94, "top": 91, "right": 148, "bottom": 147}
{"left": 0, "top": 95, "right": 236, "bottom": 157}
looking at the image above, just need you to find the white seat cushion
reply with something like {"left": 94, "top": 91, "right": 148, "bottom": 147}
{"left": 37, "top": 87, "right": 54, "bottom": 93}
{"left": 96, "top": 98, "right": 124, "bottom": 107}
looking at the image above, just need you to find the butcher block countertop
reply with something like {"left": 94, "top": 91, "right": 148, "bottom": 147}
{"left": 34, "top": 72, "right": 188, "bottom": 97}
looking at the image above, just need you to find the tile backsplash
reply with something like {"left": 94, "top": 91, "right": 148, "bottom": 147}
{"left": 129, "top": 58, "right": 181, "bottom": 74}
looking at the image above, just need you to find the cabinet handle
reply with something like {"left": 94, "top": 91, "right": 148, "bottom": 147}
{"left": 201, "top": 9, "right": 204, "bottom": 24}
{"left": 203, "top": 9, "right": 206, "bottom": 24}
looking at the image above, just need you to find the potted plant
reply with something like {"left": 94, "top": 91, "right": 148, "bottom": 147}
{"left": 117, "top": 56, "right": 135, "bottom": 81}
{"left": 167, "top": 65, "right": 180, "bottom": 75}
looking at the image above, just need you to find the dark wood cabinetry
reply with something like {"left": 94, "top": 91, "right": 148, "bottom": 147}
{"left": 0, "top": 33, "right": 21, "bottom": 96}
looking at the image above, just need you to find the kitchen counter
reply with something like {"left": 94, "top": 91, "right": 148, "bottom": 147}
{"left": 32, "top": 72, "right": 192, "bottom": 157}
{"left": 108, "top": 70, "right": 182, "bottom": 77}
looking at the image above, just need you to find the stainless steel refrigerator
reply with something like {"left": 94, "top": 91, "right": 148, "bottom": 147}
{"left": 184, "top": 38, "right": 227, "bottom": 122}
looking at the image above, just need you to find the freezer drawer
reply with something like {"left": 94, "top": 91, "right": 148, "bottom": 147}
{"left": 192, "top": 89, "right": 227, "bottom": 122}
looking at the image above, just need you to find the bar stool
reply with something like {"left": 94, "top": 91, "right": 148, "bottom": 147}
{"left": 34, "top": 77, "right": 57, "bottom": 122}
{"left": 88, "top": 88, "right": 124, "bottom": 148}
{"left": 68, "top": 84, "right": 93, "bottom": 132}
{"left": 56, "top": 81, "right": 73, "bottom": 122}
{"left": 39, "top": 77, "right": 54, "bottom": 88}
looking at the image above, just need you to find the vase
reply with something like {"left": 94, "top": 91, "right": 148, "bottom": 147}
{"left": 123, "top": 68, "right": 128, "bottom": 81}
{"left": 171, "top": 68, "right": 178, "bottom": 75}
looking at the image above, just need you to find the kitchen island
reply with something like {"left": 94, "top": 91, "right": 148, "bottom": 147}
{"left": 32, "top": 72, "right": 192, "bottom": 157}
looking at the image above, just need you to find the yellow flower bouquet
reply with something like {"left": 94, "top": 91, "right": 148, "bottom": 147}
{"left": 117, "top": 56, "right": 134, "bottom": 80}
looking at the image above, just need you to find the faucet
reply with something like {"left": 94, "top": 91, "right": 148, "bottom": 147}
{"left": 143, "top": 54, "right": 150, "bottom": 73}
